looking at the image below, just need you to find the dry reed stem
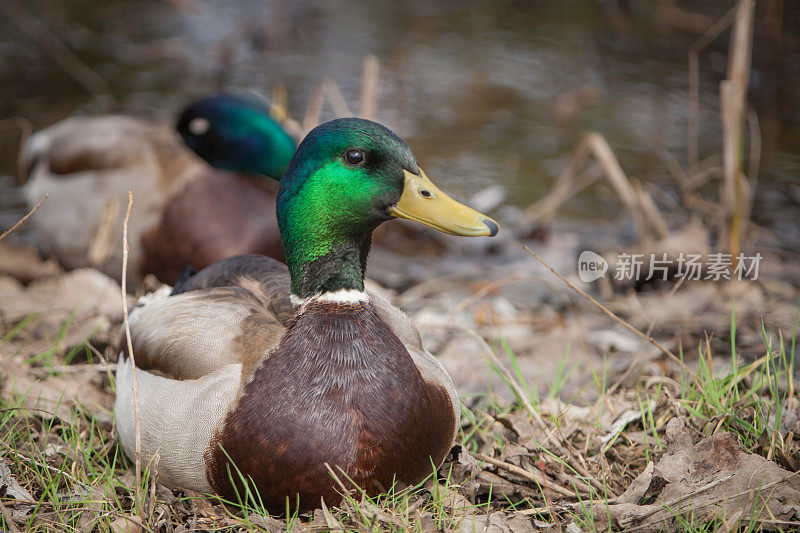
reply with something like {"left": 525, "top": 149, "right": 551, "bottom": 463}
{"left": 526, "top": 163, "right": 603, "bottom": 221}
{"left": 301, "top": 79, "right": 352, "bottom": 136}
{"left": 0, "top": 195, "right": 46, "bottom": 242}
{"left": 270, "top": 84, "right": 289, "bottom": 123}
{"left": 688, "top": 6, "right": 737, "bottom": 174}
{"left": 302, "top": 81, "right": 325, "bottom": 135}
{"left": 524, "top": 135, "right": 593, "bottom": 221}
{"left": 323, "top": 463, "right": 353, "bottom": 499}
{"left": 469, "top": 451, "right": 578, "bottom": 498}
{"left": 0, "top": 117, "right": 33, "bottom": 185}
{"left": 658, "top": 2, "right": 714, "bottom": 34}
{"left": 633, "top": 183, "right": 669, "bottom": 239}
{"left": 319, "top": 497, "right": 343, "bottom": 530}
{"left": 87, "top": 196, "right": 120, "bottom": 267}
{"left": 120, "top": 191, "right": 143, "bottom": 514}
{"left": 721, "top": 0, "right": 755, "bottom": 262}
{"left": 524, "top": 133, "right": 668, "bottom": 240}
{"left": 744, "top": 108, "right": 761, "bottom": 222}
{"left": 359, "top": 55, "right": 380, "bottom": 120}
{"left": 323, "top": 78, "right": 353, "bottom": 117}
{"left": 523, "top": 246, "right": 694, "bottom": 378}
{"left": 0, "top": 0, "right": 115, "bottom": 104}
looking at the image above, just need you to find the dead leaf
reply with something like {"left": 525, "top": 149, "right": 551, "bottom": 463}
{"left": 110, "top": 514, "right": 142, "bottom": 533}
{"left": 0, "top": 268, "right": 122, "bottom": 323}
{"left": 319, "top": 497, "right": 342, "bottom": 530}
{"left": 599, "top": 418, "right": 800, "bottom": 531}
{"left": 240, "top": 512, "right": 289, "bottom": 533}
{"left": 0, "top": 458, "right": 33, "bottom": 501}
{"left": 76, "top": 484, "right": 108, "bottom": 532}
{"left": 615, "top": 461, "right": 654, "bottom": 505}
{"left": 0, "top": 241, "right": 61, "bottom": 283}
{"left": 459, "top": 511, "right": 536, "bottom": 533}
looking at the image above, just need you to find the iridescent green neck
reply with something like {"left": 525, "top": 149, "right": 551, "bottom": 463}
{"left": 282, "top": 229, "right": 372, "bottom": 298}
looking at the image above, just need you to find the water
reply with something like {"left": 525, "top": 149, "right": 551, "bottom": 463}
{"left": 1, "top": 0, "right": 798, "bottom": 244}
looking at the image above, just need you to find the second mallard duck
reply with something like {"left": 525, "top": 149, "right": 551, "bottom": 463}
{"left": 23, "top": 94, "right": 296, "bottom": 285}
{"left": 114, "top": 118, "right": 498, "bottom": 514}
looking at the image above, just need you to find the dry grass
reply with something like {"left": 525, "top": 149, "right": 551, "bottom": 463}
{"left": 1, "top": 238, "right": 798, "bottom": 532}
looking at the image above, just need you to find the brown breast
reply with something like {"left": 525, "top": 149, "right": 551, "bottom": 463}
{"left": 204, "top": 299, "right": 455, "bottom": 514}
{"left": 140, "top": 171, "right": 285, "bottom": 284}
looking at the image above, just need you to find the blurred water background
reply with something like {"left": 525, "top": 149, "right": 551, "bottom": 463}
{"left": 0, "top": 0, "right": 798, "bottom": 245}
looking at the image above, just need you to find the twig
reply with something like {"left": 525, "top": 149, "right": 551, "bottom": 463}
{"left": 87, "top": 344, "right": 115, "bottom": 390}
{"left": 0, "top": 195, "right": 46, "bottom": 242}
{"left": 603, "top": 274, "right": 688, "bottom": 398}
{"left": 446, "top": 273, "right": 529, "bottom": 320}
{"left": 29, "top": 363, "right": 116, "bottom": 376}
{"left": 120, "top": 191, "right": 143, "bottom": 513}
{"left": 469, "top": 451, "right": 577, "bottom": 498}
{"left": 523, "top": 246, "right": 694, "bottom": 378}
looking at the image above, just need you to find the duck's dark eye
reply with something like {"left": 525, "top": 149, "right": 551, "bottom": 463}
{"left": 344, "top": 149, "right": 364, "bottom": 165}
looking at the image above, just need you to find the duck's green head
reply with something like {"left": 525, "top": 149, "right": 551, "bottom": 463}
{"left": 278, "top": 118, "right": 499, "bottom": 297}
{"left": 176, "top": 94, "right": 297, "bottom": 180}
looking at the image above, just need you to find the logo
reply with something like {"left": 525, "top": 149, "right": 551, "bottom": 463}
{"left": 578, "top": 250, "right": 608, "bottom": 282}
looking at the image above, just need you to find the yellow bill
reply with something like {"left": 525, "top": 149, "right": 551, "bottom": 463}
{"left": 389, "top": 169, "right": 499, "bottom": 237}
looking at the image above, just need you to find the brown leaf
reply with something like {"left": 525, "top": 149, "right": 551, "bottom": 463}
{"left": 0, "top": 241, "right": 60, "bottom": 283}
{"left": 76, "top": 484, "right": 109, "bottom": 533}
{"left": 599, "top": 418, "right": 800, "bottom": 531}
{"left": 109, "top": 514, "right": 142, "bottom": 533}
{"left": 459, "top": 511, "right": 536, "bottom": 533}
{"left": 615, "top": 460, "right": 654, "bottom": 505}
{"left": 0, "top": 459, "right": 33, "bottom": 501}
{"left": 0, "top": 269, "right": 121, "bottom": 322}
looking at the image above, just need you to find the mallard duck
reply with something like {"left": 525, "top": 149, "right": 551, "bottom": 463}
{"left": 114, "top": 118, "right": 499, "bottom": 514}
{"left": 22, "top": 94, "right": 296, "bottom": 285}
